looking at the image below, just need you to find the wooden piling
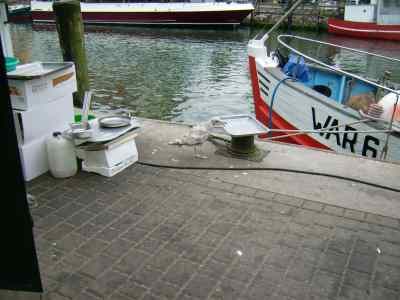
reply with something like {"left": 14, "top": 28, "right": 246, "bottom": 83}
{"left": 53, "top": 0, "right": 89, "bottom": 107}
{"left": 286, "top": 0, "right": 293, "bottom": 32}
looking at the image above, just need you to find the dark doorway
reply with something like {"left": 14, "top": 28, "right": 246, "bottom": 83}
{"left": 0, "top": 38, "right": 42, "bottom": 294}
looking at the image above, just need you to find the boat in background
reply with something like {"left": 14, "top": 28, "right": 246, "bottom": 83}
{"left": 31, "top": 1, "right": 254, "bottom": 26}
{"left": 7, "top": 4, "right": 31, "bottom": 23}
{"left": 327, "top": 0, "right": 400, "bottom": 41}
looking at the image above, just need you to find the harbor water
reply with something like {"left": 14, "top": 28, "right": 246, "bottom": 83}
{"left": 10, "top": 24, "right": 400, "bottom": 123}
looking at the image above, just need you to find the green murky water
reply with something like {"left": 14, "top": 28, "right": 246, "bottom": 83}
{"left": 10, "top": 24, "right": 400, "bottom": 123}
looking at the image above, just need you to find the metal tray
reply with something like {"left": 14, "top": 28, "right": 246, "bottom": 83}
{"left": 217, "top": 115, "right": 269, "bottom": 137}
{"left": 7, "top": 62, "right": 74, "bottom": 80}
{"left": 98, "top": 115, "right": 131, "bottom": 128}
{"left": 70, "top": 122, "right": 93, "bottom": 139}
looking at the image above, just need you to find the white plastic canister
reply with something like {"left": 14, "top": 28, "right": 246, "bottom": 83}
{"left": 46, "top": 132, "right": 78, "bottom": 178}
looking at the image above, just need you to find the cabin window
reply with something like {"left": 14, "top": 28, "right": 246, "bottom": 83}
{"left": 313, "top": 85, "right": 332, "bottom": 98}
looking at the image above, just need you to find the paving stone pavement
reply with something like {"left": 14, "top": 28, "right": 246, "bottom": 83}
{"left": 27, "top": 164, "right": 400, "bottom": 300}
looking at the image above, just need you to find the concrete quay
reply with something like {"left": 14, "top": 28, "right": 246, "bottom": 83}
{"left": 27, "top": 118, "right": 400, "bottom": 300}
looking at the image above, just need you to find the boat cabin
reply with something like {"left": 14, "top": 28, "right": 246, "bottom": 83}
{"left": 280, "top": 54, "right": 378, "bottom": 113}
{"left": 344, "top": 0, "right": 400, "bottom": 25}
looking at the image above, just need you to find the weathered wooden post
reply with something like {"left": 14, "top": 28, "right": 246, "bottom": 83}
{"left": 53, "top": 0, "right": 89, "bottom": 107}
{"left": 250, "top": 0, "right": 258, "bottom": 25}
{"left": 286, "top": 0, "right": 293, "bottom": 31}
{"left": 336, "top": 0, "right": 344, "bottom": 18}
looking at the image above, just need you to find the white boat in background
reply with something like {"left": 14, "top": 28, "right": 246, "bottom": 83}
{"left": 248, "top": 33, "right": 400, "bottom": 161}
{"left": 31, "top": 0, "right": 254, "bottom": 26}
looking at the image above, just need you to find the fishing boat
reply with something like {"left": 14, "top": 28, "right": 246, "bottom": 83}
{"left": 327, "top": 0, "right": 400, "bottom": 41}
{"left": 248, "top": 2, "right": 400, "bottom": 161}
{"left": 30, "top": 0, "right": 254, "bottom": 26}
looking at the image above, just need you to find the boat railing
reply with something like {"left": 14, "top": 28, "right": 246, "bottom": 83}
{"left": 277, "top": 34, "right": 400, "bottom": 98}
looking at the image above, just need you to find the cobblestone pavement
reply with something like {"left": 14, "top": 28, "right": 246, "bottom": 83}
{"left": 27, "top": 164, "right": 400, "bottom": 300}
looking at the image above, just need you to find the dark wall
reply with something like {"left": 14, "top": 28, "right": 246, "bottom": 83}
{"left": 0, "top": 41, "right": 42, "bottom": 293}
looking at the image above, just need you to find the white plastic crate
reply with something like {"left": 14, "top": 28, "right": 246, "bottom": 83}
{"left": 19, "top": 136, "right": 49, "bottom": 181}
{"left": 82, "top": 155, "right": 137, "bottom": 177}
{"left": 13, "top": 95, "right": 74, "bottom": 145}
{"left": 78, "top": 131, "right": 139, "bottom": 177}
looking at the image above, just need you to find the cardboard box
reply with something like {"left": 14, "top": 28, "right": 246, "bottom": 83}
{"left": 13, "top": 95, "right": 74, "bottom": 145}
{"left": 7, "top": 62, "right": 77, "bottom": 110}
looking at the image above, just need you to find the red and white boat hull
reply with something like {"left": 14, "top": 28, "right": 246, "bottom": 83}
{"left": 248, "top": 49, "right": 331, "bottom": 150}
{"left": 31, "top": 1, "right": 254, "bottom": 25}
{"left": 247, "top": 40, "right": 400, "bottom": 161}
{"left": 328, "top": 18, "right": 400, "bottom": 41}
{"left": 248, "top": 55, "right": 329, "bottom": 149}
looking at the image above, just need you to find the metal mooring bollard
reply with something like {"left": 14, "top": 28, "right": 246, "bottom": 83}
{"left": 229, "top": 135, "right": 257, "bottom": 155}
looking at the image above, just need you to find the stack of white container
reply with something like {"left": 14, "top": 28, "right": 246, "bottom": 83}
{"left": 8, "top": 62, "right": 77, "bottom": 181}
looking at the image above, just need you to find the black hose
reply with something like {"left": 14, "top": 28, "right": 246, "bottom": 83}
{"left": 138, "top": 161, "right": 400, "bottom": 193}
